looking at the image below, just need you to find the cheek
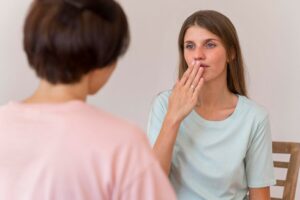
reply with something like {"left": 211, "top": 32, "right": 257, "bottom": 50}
{"left": 184, "top": 51, "right": 193, "bottom": 67}
{"left": 212, "top": 50, "right": 227, "bottom": 69}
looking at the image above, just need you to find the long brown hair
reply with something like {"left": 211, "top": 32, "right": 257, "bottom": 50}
{"left": 178, "top": 10, "right": 247, "bottom": 96}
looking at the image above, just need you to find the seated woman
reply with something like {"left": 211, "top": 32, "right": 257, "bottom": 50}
{"left": 0, "top": 0, "right": 176, "bottom": 199}
{"left": 147, "top": 10, "right": 275, "bottom": 200}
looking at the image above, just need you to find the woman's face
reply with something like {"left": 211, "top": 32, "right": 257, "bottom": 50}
{"left": 183, "top": 25, "right": 228, "bottom": 83}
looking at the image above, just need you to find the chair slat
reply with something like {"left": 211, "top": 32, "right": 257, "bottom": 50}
{"left": 276, "top": 180, "right": 286, "bottom": 187}
{"left": 274, "top": 161, "right": 289, "bottom": 168}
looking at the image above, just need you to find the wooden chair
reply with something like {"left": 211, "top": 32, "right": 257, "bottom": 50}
{"left": 272, "top": 141, "right": 300, "bottom": 200}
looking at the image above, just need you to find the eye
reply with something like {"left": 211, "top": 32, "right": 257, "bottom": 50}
{"left": 184, "top": 43, "right": 195, "bottom": 50}
{"left": 205, "top": 42, "right": 216, "bottom": 49}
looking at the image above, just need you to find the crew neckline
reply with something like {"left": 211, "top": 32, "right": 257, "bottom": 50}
{"left": 189, "top": 95, "right": 245, "bottom": 127}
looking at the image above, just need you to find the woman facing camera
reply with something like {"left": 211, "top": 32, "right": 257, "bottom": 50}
{"left": 147, "top": 10, "right": 275, "bottom": 200}
{"left": 0, "top": 0, "right": 176, "bottom": 199}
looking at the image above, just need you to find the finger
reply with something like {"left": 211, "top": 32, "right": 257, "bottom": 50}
{"left": 185, "top": 61, "right": 200, "bottom": 88}
{"left": 192, "top": 77, "right": 204, "bottom": 98}
{"left": 188, "top": 67, "right": 202, "bottom": 93}
{"left": 179, "top": 63, "right": 194, "bottom": 86}
{"left": 191, "top": 67, "right": 204, "bottom": 88}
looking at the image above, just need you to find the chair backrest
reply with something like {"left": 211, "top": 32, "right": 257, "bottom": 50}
{"left": 272, "top": 141, "right": 300, "bottom": 200}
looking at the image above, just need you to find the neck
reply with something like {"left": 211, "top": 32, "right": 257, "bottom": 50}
{"left": 23, "top": 78, "right": 89, "bottom": 104}
{"left": 197, "top": 78, "right": 235, "bottom": 109}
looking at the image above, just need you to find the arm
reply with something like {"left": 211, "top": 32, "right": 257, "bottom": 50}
{"left": 152, "top": 114, "right": 181, "bottom": 175}
{"left": 245, "top": 116, "right": 275, "bottom": 199}
{"left": 153, "top": 61, "right": 204, "bottom": 175}
{"left": 249, "top": 187, "right": 270, "bottom": 200}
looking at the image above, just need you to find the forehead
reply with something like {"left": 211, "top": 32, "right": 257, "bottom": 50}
{"left": 184, "top": 26, "right": 220, "bottom": 42}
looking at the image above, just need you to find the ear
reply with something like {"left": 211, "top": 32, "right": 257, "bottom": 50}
{"left": 87, "top": 62, "right": 117, "bottom": 95}
{"left": 227, "top": 48, "right": 236, "bottom": 62}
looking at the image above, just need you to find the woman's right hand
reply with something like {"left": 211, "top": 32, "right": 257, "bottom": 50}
{"left": 166, "top": 61, "right": 205, "bottom": 124}
{"left": 153, "top": 61, "right": 204, "bottom": 175}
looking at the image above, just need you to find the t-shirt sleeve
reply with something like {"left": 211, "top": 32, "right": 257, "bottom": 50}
{"left": 146, "top": 92, "right": 168, "bottom": 147}
{"left": 245, "top": 115, "right": 276, "bottom": 188}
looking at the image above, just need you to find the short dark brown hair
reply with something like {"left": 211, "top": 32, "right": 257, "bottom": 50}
{"left": 178, "top": 10, "right": 247, "bottom": 96}
{"left": 24, "top": 0, "right": 130, "bottom": 84}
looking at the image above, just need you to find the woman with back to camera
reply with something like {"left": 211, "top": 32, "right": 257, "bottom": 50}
{"left": 0, "top": 0, "right": 176, "bottom": 199}
{"left": 147, "top": 10, "right": 275, "bottom": 200}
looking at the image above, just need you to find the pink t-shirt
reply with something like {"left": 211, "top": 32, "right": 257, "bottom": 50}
{"left": 0, "top": 101, "right": 176, "bottom": 200}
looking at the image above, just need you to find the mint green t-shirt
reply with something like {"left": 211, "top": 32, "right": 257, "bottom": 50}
{"left": 147, "top": 90, "right": 276, "bottom": 200}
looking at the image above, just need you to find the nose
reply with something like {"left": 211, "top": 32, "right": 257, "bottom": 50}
{"left": 193, "top": 47, "right": 206, "bottom": 60}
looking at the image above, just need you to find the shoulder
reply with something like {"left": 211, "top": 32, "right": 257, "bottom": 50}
{"left": 79, "top": 103, "right": 148, "bottom": 142}
{"left": 24, "top": 102, "right": 148, "bottom": 155}
{"left": 154, "top": 89, "right": 171, "bottom": 102}
{"left": 237, "top": 96, "right": 271, "bottom": 143}
{"left": 84, "top": 107, "right": 158, "bottom": 174}
{"left": 150, "top": 90, "right": 172, "bottom": 110}
{"left": 148, "top": 89, "right": 172, "bottom": 120}
{"left": 238, "top": 96, "right": 269, "bottom": 123}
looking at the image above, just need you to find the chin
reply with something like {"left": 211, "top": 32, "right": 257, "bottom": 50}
{"left": 202, "top": 73, "right": 210, "bottom": 82}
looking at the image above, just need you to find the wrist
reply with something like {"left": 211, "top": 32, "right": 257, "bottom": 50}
{"left": 164, "top": 113, "right": 182, "bottom": 129}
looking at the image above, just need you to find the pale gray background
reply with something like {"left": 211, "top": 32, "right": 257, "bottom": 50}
{"left": 0, "top": 0, "right": 299, "bottom": 198}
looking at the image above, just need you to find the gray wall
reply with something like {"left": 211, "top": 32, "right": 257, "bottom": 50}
{"left": 1, "top": 0, "right": 299, "bottom": 197}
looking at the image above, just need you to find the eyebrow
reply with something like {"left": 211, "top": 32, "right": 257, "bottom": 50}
{"left": 184, "top": 38, "right": 220, "bottom": 44}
